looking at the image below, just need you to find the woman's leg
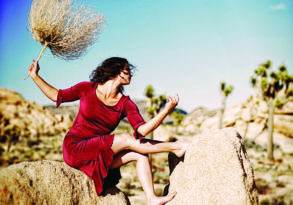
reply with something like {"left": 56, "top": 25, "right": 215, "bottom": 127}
{"left": 110, "top": 150, "right": 176, "bottom": 205}
{"left": 111, "top": 134, "right": 187, "bottom": 157}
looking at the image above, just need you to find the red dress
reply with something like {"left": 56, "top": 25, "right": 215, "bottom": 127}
{"left": 56, "top": 81, "right": 146, "bottom": 195}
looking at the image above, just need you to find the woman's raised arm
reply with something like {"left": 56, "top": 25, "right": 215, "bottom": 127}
{"left": 28, "top": 60, "right": 58, "bottom": 102}
{"left": 137, "top": 94, "right": 179, "bottom": 137}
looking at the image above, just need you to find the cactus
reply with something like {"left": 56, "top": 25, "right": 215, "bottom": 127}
{"left": 219, "top": 82, "right": 234, "bottom": 129}
{"left": 250, "top": 60, "right": 292, "bottom": 161}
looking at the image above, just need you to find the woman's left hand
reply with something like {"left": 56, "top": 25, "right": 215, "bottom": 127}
{"left": 164, "top": 94, "right": 179, "bottom": 114}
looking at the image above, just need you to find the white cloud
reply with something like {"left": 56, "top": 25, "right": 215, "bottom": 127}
{"left": 270, "top": 3, "right": 287, "bottom": 10}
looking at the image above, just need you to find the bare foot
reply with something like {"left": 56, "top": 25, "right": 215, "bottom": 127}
{"left": 172, "top": 139, "right": 190, "bottom": 158}
{"left": 148, "top": 191, "right": 176, "bottom": 205}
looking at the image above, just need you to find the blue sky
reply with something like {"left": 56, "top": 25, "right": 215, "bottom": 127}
{"left": 0, "top": 0, "right": 292, "bottom": 112}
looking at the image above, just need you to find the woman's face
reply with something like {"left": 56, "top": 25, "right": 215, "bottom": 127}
{"left": 118, "top": 68, "right": 132, "bottom": 85}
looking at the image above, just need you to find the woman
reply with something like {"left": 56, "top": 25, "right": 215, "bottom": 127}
{"left": 28, "top": 57, "right": 188, "bottom": 205}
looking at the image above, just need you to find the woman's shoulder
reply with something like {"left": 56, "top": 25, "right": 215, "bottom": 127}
{"left": 66, "top": 81, "right": 95, "bottom": 95}
{"left": 122, "top": 95, "right": 132, "bottom": 103}
{"left": 78, "top": 81, "right": 94, "bottom": 86}
{"left": 121, "top": 95, "right": 139, "bottom": 109}
{"left": 74, "top": 81, "right": 95, "bottom": 89}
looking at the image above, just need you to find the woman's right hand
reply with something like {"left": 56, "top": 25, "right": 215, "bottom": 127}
{"left": 164, "top": 94, "right": 179, "bottom": 114}
{"left": 28, "top": 59, "right": 40, "bottom": 78}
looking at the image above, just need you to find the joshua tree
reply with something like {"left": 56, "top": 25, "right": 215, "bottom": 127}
{"left": 144, "top": 84, "right": 167, "bottom": 129}
{"left": 144, "top": 84, "right": 167, "bottom": 176}
{"left": 170, "top": 110, "right": 185, "bottom": 126}
{"left": 218, "top": 82, "right": 233, "bottom": 129}
{"left": 250, "top": 60, "right": 293, "bottom": 161}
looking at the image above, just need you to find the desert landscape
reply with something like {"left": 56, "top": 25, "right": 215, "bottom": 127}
{"left": 0, "top": 86, "right": 292, "bottom": 205}
{"left": 2, "top": 1, "right": 293, "bottom": 204}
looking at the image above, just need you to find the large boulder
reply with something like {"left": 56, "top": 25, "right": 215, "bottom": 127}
{"left": 0, "top": 160, "right": 130, "bottom": 205}
{"left": 165, "top": 128, "right": 259, "bottom": 205}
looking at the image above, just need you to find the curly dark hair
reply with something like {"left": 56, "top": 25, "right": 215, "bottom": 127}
{"left": 89, "top": 57, "right": 136, "bottom": 93}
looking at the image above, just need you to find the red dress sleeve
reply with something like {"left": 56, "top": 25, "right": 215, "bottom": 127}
{"left": 56, "top": 81, "right": 89, "bottom": 108}
{"left": 124, "top": 97, "right": 146, "bottom": 139}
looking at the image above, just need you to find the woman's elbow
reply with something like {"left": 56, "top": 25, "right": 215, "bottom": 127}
{"left": 137, "top": 125, "right": 148, "bottom": 136}
{"left": 51, "top": 89, "right": 59, "bottom": 102}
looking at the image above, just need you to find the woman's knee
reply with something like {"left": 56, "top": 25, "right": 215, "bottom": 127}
{"left": 132, "top": 151, "right": 149, "bottom": 162}
{"left": 118, "top": 133, "right": 136, "bottom": 147}
{"left": 113, "top": 133, "right": 133, "bottom": 149}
